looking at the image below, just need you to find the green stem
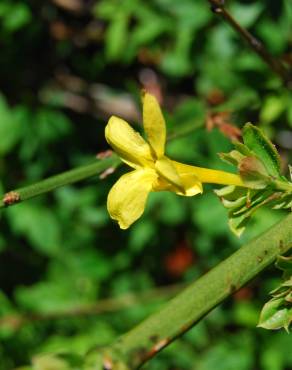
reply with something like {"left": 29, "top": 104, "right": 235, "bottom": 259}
{"left": 86, "top": 213, "right": 292, "bottom": 369}
{"left": 0, "top": 155, "right": 121, "bottom": 208}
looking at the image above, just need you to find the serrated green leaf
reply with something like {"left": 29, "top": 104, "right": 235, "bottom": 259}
{"left": 242, "top": 123, "right": 281, "bottom": 178}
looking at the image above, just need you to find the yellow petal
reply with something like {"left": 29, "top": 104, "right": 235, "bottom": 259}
{"left": 155, "top": 156, "right": 185, "bottom": 193}
{"left": 173, "top": 161, "right": 244, "bottom": 187}
{"left": 171, "top": 161, "right": 203, "bottom": 196}
{"left": 105, "top": 116, "right": 154, "bottom": 169}
{"left": 142, "top": 92, "right": 166, "bottom": 159}
{"left": 107, "top": 169, "right": 157, "bottom": 229}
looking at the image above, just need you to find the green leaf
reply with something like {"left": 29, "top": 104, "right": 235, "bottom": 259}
{"left": 242, "top": 123, "right": 281, "bottom": 178}
{"left": 258, "top": 298, "right": 292, "bottom": 331}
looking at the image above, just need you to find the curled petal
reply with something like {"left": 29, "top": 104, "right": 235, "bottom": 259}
{"left": 107, "top": 169, "right": 157, "bottom": 229}
{"left": 171, "top": 161, "right": 203, "bottom": 196}
{"left": 155, "top": 156, "right": 185, "bottom": 193}
{"left": 143, "top": 92, "right": 166, "bottom": 159}
{"left": 105, "top": 116, "right": 154, "bottom": 169}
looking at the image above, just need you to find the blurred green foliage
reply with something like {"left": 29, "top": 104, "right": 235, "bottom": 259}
{"left": 0, "top": 0, "right": 291, "bottom": 369}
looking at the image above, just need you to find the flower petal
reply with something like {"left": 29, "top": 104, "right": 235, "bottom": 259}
{"left": 171, "top": 161, "right": 203, "bottom": 196}
{"left": 105, "top": 116, "right": 154, "bottom": 169}
{"left": 155, "top": 156, "right": 185, "bottom": 193}
{"left": 173, "top": 161, "right": 244, "bottom": 187}
{"left": 107, "top": 169, "right": 157, "bottom": 229}
{"left": 143, "top": 92, "right": 166, "bottom": 159}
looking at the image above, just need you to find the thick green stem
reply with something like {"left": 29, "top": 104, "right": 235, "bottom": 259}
{"left": 87, "top": 213, "right": 292, "bottom": 369}
{"left": 0, "top": 155, "right": 121, "bottom": 208}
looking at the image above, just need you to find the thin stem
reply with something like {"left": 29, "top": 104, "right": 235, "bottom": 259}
{"left": 0, "top": 155, "right": 121, "bottom": 209}
{"left": 208, "top": 0, "right": 292, "bottom": 89}
{"left": 86, "top": 213, "right": 292, "bottom": 369}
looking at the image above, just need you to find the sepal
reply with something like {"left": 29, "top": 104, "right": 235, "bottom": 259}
{"left": 217, "top": 123, "right": 292, "bottom": 236}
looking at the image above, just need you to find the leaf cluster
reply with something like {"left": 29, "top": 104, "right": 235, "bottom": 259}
{"left": 216, "top": 123, "right": 292, "bottom": 235}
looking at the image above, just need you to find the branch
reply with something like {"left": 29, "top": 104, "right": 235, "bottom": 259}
{"left": 0, "top": 154, "right": 121, "bottom": 209}
{"left": 208, "top": 0, "right": 292, "bottom": 89}
{"left": 85, "top": 213, "right": 292, "bottom": 369}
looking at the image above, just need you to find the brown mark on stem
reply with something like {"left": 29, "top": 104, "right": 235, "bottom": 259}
{"left": 3, "top": 191, "right": 20, "bottom": 206}
{"left": 138, "top": 338, "right": 170, "bottom": 363}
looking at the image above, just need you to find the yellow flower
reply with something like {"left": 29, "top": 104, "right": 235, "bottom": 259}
{"left": 105, "top": 92, "right": 244, "bottom": 229}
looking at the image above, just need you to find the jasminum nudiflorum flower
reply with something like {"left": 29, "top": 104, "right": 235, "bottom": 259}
{"left": 105, "top": 92, "right": 244, "bottom": 229}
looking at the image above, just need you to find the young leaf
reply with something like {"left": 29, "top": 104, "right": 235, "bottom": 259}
{"left": 242, "top": 123, "right": 281, "bottom": 178}
{"left": 258, "top": 298, "right": 291, "bottom": 331}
